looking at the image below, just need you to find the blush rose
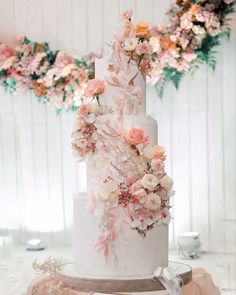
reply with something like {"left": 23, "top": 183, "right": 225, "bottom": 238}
{"left": 125, "top": 128, "right": 149, "bottom": 145}
{"left": 85, "top": 79, "right": 105, "bottom": 97}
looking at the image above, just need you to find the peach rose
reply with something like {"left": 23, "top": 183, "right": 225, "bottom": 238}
{"left": 151, "top": 158, "right": 165, "bottom": 173}
{"left": 130, "top": 182, "right": 147, "bottom": 198}
{"left": 125, "top": 128, "right": 149, "bottom": 145}
{"left": 85, "top": 78, "right": 105, "bottom": 97}
{"left": 189, "top": 4, "right": 201, "bottom": 15}
{"left": 144, "top": 193, "right": 161, "bottom": 211}
{"left": 121, "top": 9, "right": 133, "bottom": 20}
{"left": 135, "top": 22, "right": 152, "bottom": 39}
{"left": 153, "top": 145, "right": 166, "bottom": 160}
{"left": 135, "top": 41, "right": 152, "bottom": 55}
{"left": 55, "top": 52, "right": 74, "bottom": 68}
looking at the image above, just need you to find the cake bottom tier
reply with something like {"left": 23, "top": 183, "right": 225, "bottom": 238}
{"left": 73, "top": 193, "right": 169, "bottom": 278}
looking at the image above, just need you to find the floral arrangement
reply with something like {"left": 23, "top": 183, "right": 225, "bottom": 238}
{"left": 92, "top": 139, "right": 174, "bottom": 259}
{"left": 0, "top": 0, "right": 235, "bottom": 111}
{"left": 0, "top": 36, "right": 96, "bottom": 113}
{"left": 114, "top": 0, "right": 235, "bottom": 96}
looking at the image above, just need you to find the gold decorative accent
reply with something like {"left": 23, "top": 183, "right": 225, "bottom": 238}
{"left": 32, "top": 256, "right": 71, "bottom": 275}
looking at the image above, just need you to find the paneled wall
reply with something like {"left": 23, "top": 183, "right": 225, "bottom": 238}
{"left": 0, "top": 0, "right": 235, "bottom": 253}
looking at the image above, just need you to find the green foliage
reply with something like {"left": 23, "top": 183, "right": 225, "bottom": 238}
{"left": 47, "top": 50, "right": 59, "bottom": 65}
{"left": 0, "top": 69, "right": 7, "bottom": 78}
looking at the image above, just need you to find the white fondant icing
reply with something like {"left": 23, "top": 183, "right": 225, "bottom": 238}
{"left": 73, "top": 193, "right": 168, "bottom": 278}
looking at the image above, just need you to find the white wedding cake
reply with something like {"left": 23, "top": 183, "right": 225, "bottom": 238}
{"left": 71, "top": 10, "right": 174, "bottom": 279}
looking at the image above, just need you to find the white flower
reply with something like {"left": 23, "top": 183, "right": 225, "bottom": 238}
{"left": 96, "top": 179, "right": 119, "bottom": 202}
{"left": 141, "top": 174, "right": 159, "bottom": 191}
{"left": 143, "top": 193, "right": 161, "bottom": 211}
{"left": 131, "top": 217, "right": 154, "bottom": 230}
{"left": 159, "top": 175, "right": 173, "bottom": 190}
{"left": 149, "top": 37, "right": 160, "bottom": 53}
{"left": 180, "top": 12, "right": 193, "bottom": 30}
{"left": 143, "top": 145, "right": 155, "bottom": 159}
{"left": 192, "top": 25, "right": 206, "bottom": 36}
{"left": 84, "top": 113, "right": 96, "bottom": 123}
{"left": 123, "top": 38, "right": 138, "bottom": 51}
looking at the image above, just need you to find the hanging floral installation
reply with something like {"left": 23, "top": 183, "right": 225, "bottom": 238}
{"left": 0, "top": 0, "right": 235, "bottom": 113}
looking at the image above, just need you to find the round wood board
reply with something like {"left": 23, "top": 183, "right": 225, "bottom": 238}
{"left": 56, "top": 261, "right": 192, "bottom": 293}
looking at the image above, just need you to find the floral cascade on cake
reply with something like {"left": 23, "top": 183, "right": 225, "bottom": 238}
{"left": 72, "top": 10, "right": 174, "bottom": 261}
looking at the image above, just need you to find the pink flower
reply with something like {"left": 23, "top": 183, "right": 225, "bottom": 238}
{"left": 125, "top": 127, "right": 149, "bottom": 145}
{"left": 135, "top": 41, "right": 152, "bottom": 55}
{"left": 143, "top": 193, "right": 161, "bottom": 211}
{"left": 0, "top": 44, "right": 15, "bottom": 62}
{"left": 85, "top": 78, "right": 105, "bottom": 97}
{"left": 130, "top": 182, "right": 143, "bottom": 194}
{"left": 182, "top": 52, "right": 197, "bottom": 63}
{"left": 121, "top": 9, "right": 133, "bottom": 20}
{"left": 151, "top": 158, "right": 165, "bottom": 173}
{"left": 79, "top": 103, "right": 92, "bottom": 117}
{"left": 153, "top": 145, "right": 166, "bottom": 160}
{"left": 55, "top": 52, "right": 74, "bottom": 68}
{"left": 141, "top": 174, "right": 159, "bottom": 191}
{"left": 130, "top": 182, "right": 147, "bottom": 198}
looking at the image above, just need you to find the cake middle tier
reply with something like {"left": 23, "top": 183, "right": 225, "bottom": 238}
{"left": 86, "top": 114, "right": 158, "bottom": 193}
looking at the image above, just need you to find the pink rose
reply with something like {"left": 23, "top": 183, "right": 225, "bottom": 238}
{"left": 125, "top": 128, "right": 149, "bottom": 145}
{"left": 224, "top": 0, "right": 234, "bottom": 3}
{"left": 153, "top": 145, "right": 166, "bottom": 160}
{"left": 121, "top": 9, "right": 133, "bottom": 20}
{"left": 130, "top": 182, "right": 147, "bottom": 198}
{"left": 55, "top": 52, "right": 74, "bottom": 68}
{"left": 79, "top": 103, "right": 92, "bottom": 117}
{"left": 143, "top": 193, "right": 161, "bottom": 211}
{"left": 130, "top": 182, "right": 143, "bottom": 194}
{"left": 136, "top": 41, "right": 152, "bottom": 55}
{"left": 85, "top": 78, "right": 105, "bottom": 97}
{"left": 151, "top": 158, "right": 165, "bottom": 173}
{"left": 0, "top": 45, "right": 15, "bottom": 62}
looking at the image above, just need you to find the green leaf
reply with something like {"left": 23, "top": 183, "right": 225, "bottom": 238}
{"left": 0, "top": 69, "right": 7, "bottom": 78}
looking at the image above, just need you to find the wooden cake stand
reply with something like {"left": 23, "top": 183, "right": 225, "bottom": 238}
{"left": 56, "top": 261, "right": 192, "bottom": 293}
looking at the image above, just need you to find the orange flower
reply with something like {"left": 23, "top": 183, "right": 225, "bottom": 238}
{"left": 32, "top": 81, "right": 47, "bottom": 97}
{"left": 135, "top": 22, "right": 152, "bottom": 39}
{"left": 160, "top": 37, "right": 178, "bottom": 51}
{"left": 190, "top": 4, "right": 201, "bottom": 15}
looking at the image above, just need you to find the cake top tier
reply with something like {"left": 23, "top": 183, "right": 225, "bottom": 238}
{"left": 95, "top": 53, "right": 146, "bottom": 116}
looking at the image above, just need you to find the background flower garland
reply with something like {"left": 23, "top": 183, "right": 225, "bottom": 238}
{"left": 0, "top": 0, "right": 235, "bottom": 113}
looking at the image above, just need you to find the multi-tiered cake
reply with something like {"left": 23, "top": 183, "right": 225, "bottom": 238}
{"left": 72, "top": 9, "right": 174, "bottom": 279}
